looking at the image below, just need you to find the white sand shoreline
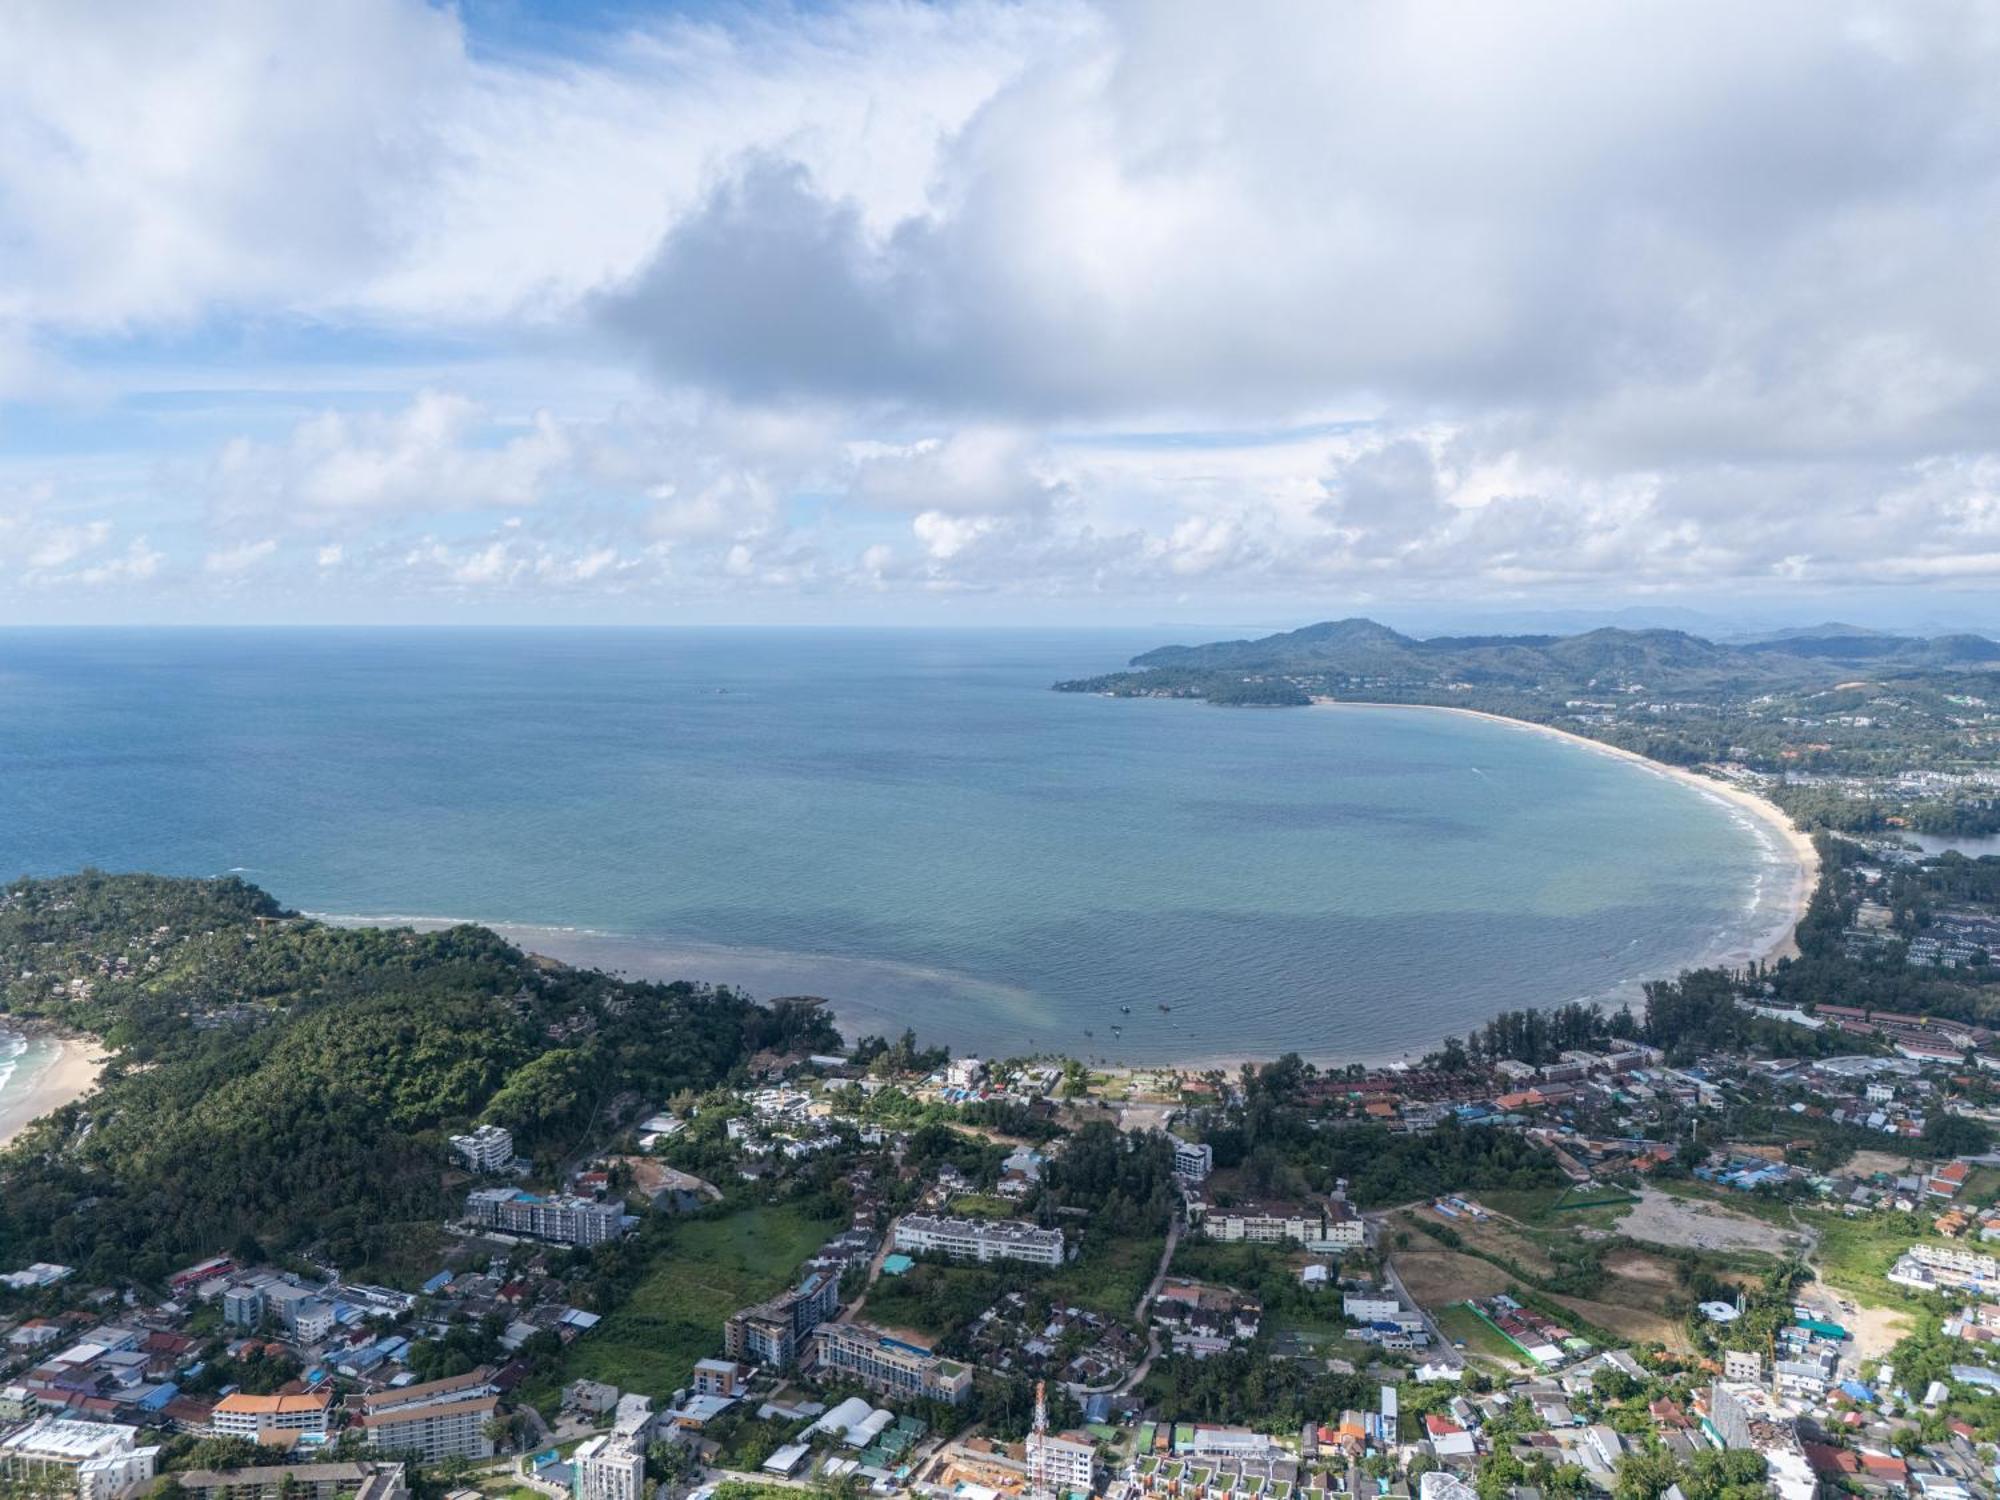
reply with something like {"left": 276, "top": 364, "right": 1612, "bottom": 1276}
{"left": 1311, "top": 699, "right": 1820, "bottom": 967}
{"left": 0, "top": 1033, "right": 108, "bottom": 1149}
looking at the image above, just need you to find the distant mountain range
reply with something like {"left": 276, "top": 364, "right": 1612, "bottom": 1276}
{"left": 1060, "top": 617, "right": 2000, "bottom": 698}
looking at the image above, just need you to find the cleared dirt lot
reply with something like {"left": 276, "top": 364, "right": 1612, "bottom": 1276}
{"left": 1388, "top": 1246, "right": 1513, "bottom": 1307}
{"left": 1408, "top": 1205, "right": 1559, "bottom": 1278}
{"left": 1615, "top": 1187, "right": 1801, "bottom": 1256}
{"left": 1553, "top": 1292, "right": 1687, "bottom": 1350}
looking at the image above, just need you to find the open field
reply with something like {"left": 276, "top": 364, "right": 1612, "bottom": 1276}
{"left": 1044, "top": 1228, "right": 1166, "bottom": 1319}
{"left": 1388, "top": 1245, "right": 1513, "bottom": 1308}
{"left": 1395, "top": 1224, "right": 1699, "bottom": 1352}
{"left": 1406, "top": 1205, "right": 1558, "bottom": 1278}
{"left": 1434, "top": 1302, "right": 1524, "bottom": 1368}
{"left": 1478, "top": 1185, "right": 1639, "bottom": 1231}
{"left": 555, "top": 1205, "right": 834, "bottom": 1399}
{"left": 1550, "top": 1289, "right": 1685, "bottom": 1350}
{"left": 1615, "top": 1186, "right": 1802, "bottom": 1255}
{"left": 1845, "top": 1149, "right": 1923, "bottom": 1177}
{"left": 1808, "top": 1212, "right": 1971, "bottom": 1309}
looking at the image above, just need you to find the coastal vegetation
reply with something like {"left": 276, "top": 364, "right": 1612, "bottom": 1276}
{"left": 0, "top": 871, "right": 838, "bottom": 1285}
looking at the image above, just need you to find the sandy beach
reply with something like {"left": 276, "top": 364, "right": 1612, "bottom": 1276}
{"left": 1313, "top": 700, "right": 1821, "bottom": 966}
{"left": 0, "top": 1033, "right": 108, "bottom": 1149}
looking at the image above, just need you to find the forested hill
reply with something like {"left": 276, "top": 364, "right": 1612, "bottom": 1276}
{"left": 1054, "top": 617, "right": 2000, "bottom": 705}
{"left": 0, "top": 872, "right": 836, "bottom": 1287}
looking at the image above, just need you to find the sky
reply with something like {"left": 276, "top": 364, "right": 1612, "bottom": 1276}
{"left": 4, "top": 1, "right": 2000, "bottom": 629}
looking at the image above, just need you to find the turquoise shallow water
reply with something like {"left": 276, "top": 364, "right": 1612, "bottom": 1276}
{"left": 0, "top": 629, "right": 1792, "bottom": 1064}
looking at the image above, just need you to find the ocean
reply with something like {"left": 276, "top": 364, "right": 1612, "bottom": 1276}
{"left": 0, "top": 628, "right": 1793, "bottom": 1066}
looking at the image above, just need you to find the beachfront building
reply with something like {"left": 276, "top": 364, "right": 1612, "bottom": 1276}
{"left": 723, "top": 1270, "right": 841, "bottom": 1367}
{"left": 355, "top": 1372, "right": 499, "bottom": 1462}
{"left": 1191, "top": 1197, "right": 1365, "bottom": 1252}
{"left": 892, "top": 1214, "right": 1065, "bottom": 1268}
{"left": 810, "top": 1321, "right": 972, "bottom": 1405}
{"left": 465, "top": 1187, "right": 627, "bottom": 1246}
{"left": 572, "top": 1434, "right": 646, "bottom": 1500}
{"left": 210, "top": 1391, "right": 333, "bottom": 1442}
{"left": 449, "top": 1124, "right": 515, "bottom": 1174}
{"left": 0, "top": 1418, "right": 159, "bottom": 1500}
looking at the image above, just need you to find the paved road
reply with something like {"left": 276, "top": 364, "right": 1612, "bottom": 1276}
{"left": 1371, "top": 1213, "right": 1463, "bottom": 1371}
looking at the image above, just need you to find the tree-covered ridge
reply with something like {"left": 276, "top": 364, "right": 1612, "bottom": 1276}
{"left": 1054, "top": 618, "right": 2000, "bottom": 831}
{"left": 0, "top": 872, "right": 836, "bottom": 1286}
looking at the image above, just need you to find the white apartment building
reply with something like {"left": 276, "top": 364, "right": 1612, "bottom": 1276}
{"left": 810, "top": 1322, "right": 972, "bottom": 1405}
{"left": 211, "top": 1392, "right": 332, "bottom": 1442}
{"left": 572, "top": 1434, "right": 646, "bottom": 1500}
{"left": 1889, "top": 1242, "right": 2000, "bottom": 1292}
{"left": 465, "top": 1188, "right": 627, "bottom": 1246}
{"left": 0, "top": 1419, "right": 159, "bottom": 1500}
{"left": 1169, "top": 1135, "right": 1213, "bottom": 1181}
{"left": 1026, "top": 1431, "right": 1095, "bottom": 1497}
{"left": 893, "top": 1214, "right": 1064, "bottom": 1268}
{"left": 1342, "top": 1293, "right": 1402, "bottom": 1322}
{"left": 449, "top": 1124, "right": 515, "bottom": 1174}
{"left": 357, "top": 1372, "right": 500, "bottom": 1463}
{"left": 1197, "top": 1198, "right": 1365, "bottom": 1252}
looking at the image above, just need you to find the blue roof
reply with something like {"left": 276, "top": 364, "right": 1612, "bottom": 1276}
{"left": 422, "top": 1271, "right": 453, "bottom": 1294}
{"left": 1838, "top": 1379, "right": 1875, "bottom": 1403}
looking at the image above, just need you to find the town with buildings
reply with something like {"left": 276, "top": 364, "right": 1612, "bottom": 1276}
{"left": 9, "top": 1008, "right": 2000, "bottom": 1500}
{"left": 13, "top": 833, "right": 2000, "bottom": 1500}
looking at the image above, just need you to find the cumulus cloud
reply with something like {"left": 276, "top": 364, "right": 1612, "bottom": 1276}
{"left": 206, "top": 392, "right": 573, "bottom": 527}
{"left": 6, "top": 0, "right": 2000, "bottom": 615}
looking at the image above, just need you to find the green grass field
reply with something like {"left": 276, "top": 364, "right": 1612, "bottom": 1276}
{"left": 1811, "top": 1212, "right": 1959, "bottom": 1307}
{"left": 1433, "top": 1302, "right": 1522, "bottom": 1367}
{"left": 1960, "top": 1167, "right": 2000, "bottom": 1205}
{"left": 1044, "top": 1229, "right": 1165, "bottom": 1319}
{"left": 949, "top": 1193, "right": 1017, "bottom": 1219}
{"left": 1476, "top": 1184, "right": 1638, "bottom": 1234}
{"left": 556, "top": 1204, "right": 834, "bottom": 1398}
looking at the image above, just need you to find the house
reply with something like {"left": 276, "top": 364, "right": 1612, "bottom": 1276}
{"left": 1928, "top": 1161, "right": 1972, "bottom": 1201}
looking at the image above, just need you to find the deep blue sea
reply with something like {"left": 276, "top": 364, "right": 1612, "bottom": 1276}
{"left": 0, "top": 629, "right": 1794, "bottom": 1065}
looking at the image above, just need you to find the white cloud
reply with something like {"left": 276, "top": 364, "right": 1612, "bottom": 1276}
{"left": 207, "top": 391, "right": 572, "bottom": 526}
{"left": 203, "top": 537, "right": 277, "bottom": 575}
{"left": 5, "top": 0, "right": 2000, "bottom": 617}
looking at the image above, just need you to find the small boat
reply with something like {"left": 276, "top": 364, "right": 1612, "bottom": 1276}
{"left": 1119, "top": 1005, "right": 1132, "bottom": 1014}
{"left": 1157, "top": 1002, "right": 1172, "bottom": 1013}
{"left": 1084, "top": 1029, "right": 1094, "bottom": 1038}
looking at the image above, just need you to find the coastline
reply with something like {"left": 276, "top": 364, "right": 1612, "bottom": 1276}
{"left": 1310, "top": 699, "right": 1820, "bottom": 966}
{"left": 0, "top": 1031, "right": 108, "bottom": 1149}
